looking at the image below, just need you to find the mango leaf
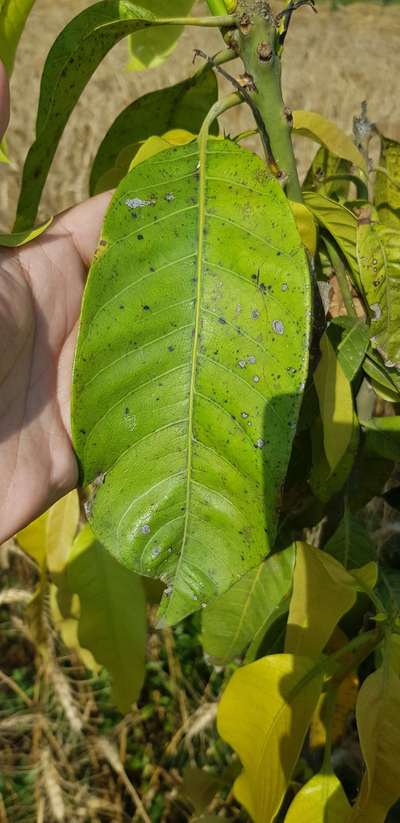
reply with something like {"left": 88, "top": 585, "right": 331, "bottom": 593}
{"left": 49, "top": 584, "right": 100, "bottom": 672}
{"left": 363, "top": 348, "right": 400, "bottom": 403}
{"left": 374, "top": 135, "right": 400, "bottom": 230}
{"left": 127, "top": 0, "right": 194, "bottom": 71}
{"left": 0, "top": 138, "right": 9, "bottom": 163}
{"left": 289, "top": 201, "right": 317, "bottom": 254}
{"left": 284, "top": 773, "right": 351, "bottom": 823}
{"left": 71, "top": 138, "right": 311, "bottom": 625}
{"left": 303, "top": 145, "right": 352, "bottom": 200}
{"left": 293, "top": 110, "right": 367, "bottom": 173}
{"left": 13, "top": 1, "right": 193, "bottom": 230}
{"left": 62, "top": 524, "right": 147, "bottom": 713}
{"left": 285, "top": 543, "right": 357, "bottom": 657}
{"left": 0, "top": 0, "right": 36, "bottom": 74}
{"left": 181, "top": 766, "right": 221, "bottom": 815}
{"left": 90, "top": 69, "right": 218, "bottom": 195}
{"left": 129, "top": 129, "right": 195, "bottom": 170}
{"left": 16, "top": 490, "right": 80, "bottom": 573}
{"left": 217, "top": 654, "right": 324, "bottom": 823}
{"left": 0, "top": 217, "right": 52, "bottom": 246}
{"left": 309, "top": 414, "right": 359, "bottom": 504}
{"left": 326, "top": 317, "right": 369, "bottom": 383}
{"left": 202, "top": 545, "right": 295, "bottom": 665}
{"left": 352, "top": 644, "right": 400, "bottom": 822}
{"left": 361, "top": 415, "right": 400, "bottom": 462}
{"left": 314, "top": 333, "right": 356, "bottom": 473}
{"left": 357, "top": 221, "right": 400, "bottom": 368}
{"left": 324, "top": 510, "right": 376, "bottom": 569}
{"left": 304, "top": 191, "right": 359, "bottom": 286}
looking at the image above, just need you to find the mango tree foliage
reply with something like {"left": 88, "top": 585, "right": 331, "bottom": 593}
{"left": 16, "top": 490, "right": 80, "bottom": 573}
{"left": 217, "top": 654, "right": 324, "bottom": 823}
{"left": 314, "top": 333, "right": 356, "bottom": 473}
{"left": 13, "top": 0, "right": 198, "bottom": 231}
{"left": 304, "top": 192, "right": 359, "bottom": 287}
{"left": 72, "top": 138, "right": 311, "bottom": 625}
{"left": 292, "top": 110, "right": 366, "bottom": 172}
{"left": 284, "top": 773, "right": 351, "bottom": 823}
{"left": 285, "top": 543, "right": 357, "bottom": 657}
{"left": 0, "top": 217, "right": 52, "bottom": 246}
{"left": 127, "top": 0, "right": 194, "bottom": 71}
{"left": 326, "top": 317, "right": 369, "bottom": 383}
{"left": 324, "top": 510, "right": 376, "bottom": 569}
{"left": 352, "top": 643, "right": 400, "bottom": 822}
{"left": 90, "top": 69, "right": 218, "bottom": 195}
{"left": 202, "top": 545, "right": 295, "bottom": 664}
{"left": 60, "top": 525, "right": 147, "bottom": 714}
{"left": 0, "top": 0, "right": 36, "bottom": 74}
{"left": 357, "top": 222, "right": 400, "bottom": 368}
{"left": 374, "top": 135, "right": 400, "bottom": 229}
{"left": 362, "top": 415, "right": 400, "bottom": 462}
{"left": 302, "top": 145, "right": 351, "bottom": 200}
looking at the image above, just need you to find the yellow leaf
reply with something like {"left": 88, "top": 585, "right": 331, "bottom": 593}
{"left": 290, "top": 201, "right": 317, "bottom": 254}
{"left": 50, "top": 586, "right": 100, "bottom": 673}
{"left": 0, "top": 217, "right": 53, "bottom": 247}
{"left": 217, "top": 654, "right": 323, "bottom": 823}
{"left": 314, "top": 334, "right": 355, "bottom": 472}
{"left": 292, "top": 110, "right": 367, "bottom": 173}
{"left": 285, "top": 543, "right": 357, "bottom": 657}
{"left": 351, "top": 655, "right": 400, "bottom": 822}
{"left": 16, "top": 490, "right": 80, "bottom": 573}
{"left": 129, "top": 129, "right": 195, "bottom": 170}
{"left": 284, "top": 773, "right": 351, "bottom": 822}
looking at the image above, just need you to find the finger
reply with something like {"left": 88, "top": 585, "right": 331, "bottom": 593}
{"left": 0, "top": 60, "right": 10, "bottom": 140}
{"left": 53, "top": 190, "right": 113, "bottom": 267}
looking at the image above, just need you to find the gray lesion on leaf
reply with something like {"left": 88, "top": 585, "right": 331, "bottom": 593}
{"left": 125, "top": 197, "right": 156, "bottom": 209}
{"left": 370, "top": 302, "right": 382, "bottom": 321}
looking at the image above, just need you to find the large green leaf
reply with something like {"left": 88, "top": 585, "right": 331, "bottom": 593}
{"left": 128, "top": 0, "right": 194, "bottom": 71}
{"left": 90, "top": 69, "right": 218, "bottom": 195}
{"left": 202, "top": 545, "right": 295, "bottom": 664}
{"left": 324, "top": 509, "right": 376, "bottom": 569}
{"left": 357, "top": 222, "right": 400, "bottom": 368}
{"left": 326, "top": 317, "right": 369, "bottom": 383}
{"left": 61, "top": 524, "right": 147, "bottom": 713}
{"left": 13, "top": 1, "right": 188, "bottom": 231}
{"left": 72, "top": 138, "right": 311, "bottom": 625}
{"left": 304, "top": 191, "right": 359, "bottom": 286}
{"left": 362, "top": 415, "right": 400, "bottom": 462}
{"left": 374, "top": 135, "right": 400, "bottom": 230}
{"left": 0, "top": 0, "right": 36, "bottom": 74}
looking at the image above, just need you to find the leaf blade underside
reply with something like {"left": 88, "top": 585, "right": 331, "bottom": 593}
{"left": 72, "top": 139, "right": 311, "bottom": 625}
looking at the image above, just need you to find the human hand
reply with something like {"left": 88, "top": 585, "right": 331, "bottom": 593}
{"left": 0, "top": 63, "right": 111, "bottom": 542}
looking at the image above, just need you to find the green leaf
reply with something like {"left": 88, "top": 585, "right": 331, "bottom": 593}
{"left": 0, "top": 217, "right": 52, "bottom": 246}
{"left": 303, "top": 145, "right": 352, "bottom": 200}
{"left": 327, "top": 317, "right": 369, "bottom": 383}
{"left": 352, "top": 644, "right": 400, "bottom": 822}
{"left": 293, "top": 110, "right": 367, "bottom": 173}
{"left": 284, "top": 773, "right": 351, "bottom": 823}
{"left": 309, "top": 414, "right": 359, "bottom": 504}
{"left": 289, "top": 201, "right": 317, "bottom": 254}
{"left": 0, "top": 138, "right": 9, "bottom": 163}
{"left": 314, "top": 333, "right": 356, "bottom": 473}
{"left": 324, "top": 510, "right": 376, "bottom": 569}
{"left": 304, "top": 191, "right": 359, "bottom": 286}
{"left": 374, "top": 135, "right": 400, "bottom": 229}
{"left": 363, "top": 348, "right": 400, "bottom": 403}
{"left": 361, "top": 415, "right": 400, "bottom": 462}
{"left": 285, "top": 543, "right": 357, "bottom": 657}
{"left": 217, "top": 654, "right": 324, "bottom": 823}
{"left": 357, "top": 222, "right": 400, "bottom": 368}
{"left": 63, "top": 524, "right": 147, "bottom": 713}
{"left": 181, "top": 767, "right": 221, "bottom": 815}
{"left": 0, "top": 0, "right": 36, "bottom": 74}
{"left": 13, "top": 1, "right": 185, "bottom": 231}
{"left": 72, "top": 138, "right": 311, "bottom": 625}
{"left": 201, "top": 545, "right": 295, "bottom": 664}
{"left": 90, "top": 68, "right": 218, "bottom": 195}
{"left": 127, "top": 0, "right": 194, "bottom": 71}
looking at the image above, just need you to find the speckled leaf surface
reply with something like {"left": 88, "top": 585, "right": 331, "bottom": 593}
{"left": 375, "top": 136, "right": 400, "bottom": 230}
{"left": 72, "top": 138, "right": 311, "bottom": 625}
{"left": 14, "top": 1, "right": 169, "bottom": 230}
{"left": 90, "top": 69, "right": 218, "bottom": 195}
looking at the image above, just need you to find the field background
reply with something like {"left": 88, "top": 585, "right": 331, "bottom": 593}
{"left": 1, "top": 0, "right": 400, "bottom": 229}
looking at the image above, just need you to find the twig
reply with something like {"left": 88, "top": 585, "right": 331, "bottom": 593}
{"left": 0, "top": 669, "right": 32, "bottom": 706}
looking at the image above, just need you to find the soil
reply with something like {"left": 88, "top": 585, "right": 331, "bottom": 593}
{"left": 1, "top": 0, "right": 400, "bottom": 229}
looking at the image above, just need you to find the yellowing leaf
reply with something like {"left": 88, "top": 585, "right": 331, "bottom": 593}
{"left": 303, "top": 192, "right": 359, "bottom": 286}
{"left": 285, "top": 773, "right": 351, "bottom": 822}
{"left": 50, "top": 585, "right": 100, "bottom": 672}
{"left": 129, "top": 129, "right": 195, "bottom": 170}
{"left": 217, "top": 654, "right": 323, "bottom": 823}
{"left": 293, "top": 111, "right": 367, "bottom": 173}
{"left": 0, "top": 217, "right": 52, "bottom": 247}
{"left": 0, "top": 0, "right": 36, "bottom": 74}
{"left": 352, "top": 655, "right": 400, "bottom": 822}
{"left": 290, "top": 201, "right": 317, "bottom": 254}
{"left": 314, "top": 334, "right": 355, "bottom": 472}
{"left": 16, "top": 491, "right": 80, "bottom": 574}
{"left": 285, "top": 543, "right": 357, "bottom": 657}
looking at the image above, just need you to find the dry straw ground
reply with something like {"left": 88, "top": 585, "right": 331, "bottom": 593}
{"left": 1, "top": 0, "right": 400, "bottom": 229}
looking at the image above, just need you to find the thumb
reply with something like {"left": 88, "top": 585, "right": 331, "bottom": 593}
{"left": 0, "top": 60, "right": 10, "bottom": 139}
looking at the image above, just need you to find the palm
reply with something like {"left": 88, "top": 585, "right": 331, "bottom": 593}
{"left": 0, "top": 193, "right": 110, "bottom": 541}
